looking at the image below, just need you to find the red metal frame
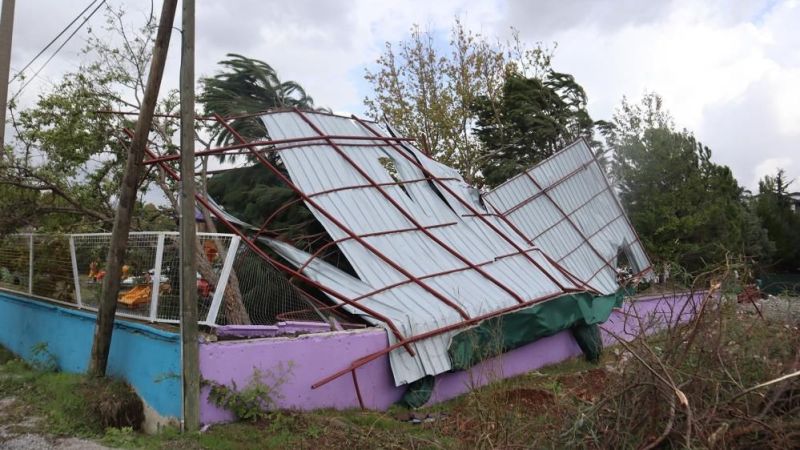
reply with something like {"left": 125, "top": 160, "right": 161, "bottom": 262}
{"left": 483, "top": 140, "right": 654, "bottom": 288}
{"left": 306, "top": 176, "right": 460, "bottom": 199}
{"left": 295, "top": 222, "right": 458, "bottom": 273}
{"left": 525, "top": 185, "right": 610, "bottom": 242}
{"left": 292, "top": 109, "right": 531, "bottom": 305}
{"left": 122, "top": 128, "right": 415, "bottom": 354}
{"left": 519, "top": 170, "right": 617, "bottom": 286}
{"left": 142, "top": 134, "right": 415, "bottom": 165}
{"left": 212, "top": 113, "right": 473, "bottom": 320}
{"left": 125, "top": 111, "right": 649, "bottom": 392}
{"left": 348, "top": 114, "right": 592, "bottom": 294}
{"left": 556, "top": 211, "right": 626, "bottom": 264}
{"left": 502, "top": 159, "right": 596, "bottom": 216}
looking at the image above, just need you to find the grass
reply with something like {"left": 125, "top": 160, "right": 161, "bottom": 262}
{"left": 1, "top": 294, "right": 798, "bottom": 449}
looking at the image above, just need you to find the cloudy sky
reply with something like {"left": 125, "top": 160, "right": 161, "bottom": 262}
{"left": 7, "top": 0, "right": 799, "bottom": 190}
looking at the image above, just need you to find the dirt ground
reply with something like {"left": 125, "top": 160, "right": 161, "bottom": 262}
{"left": 0, "top": 395, "right": 109, "bottom": 450}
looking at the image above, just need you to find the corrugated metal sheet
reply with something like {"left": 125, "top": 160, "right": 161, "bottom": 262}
{"left": 483, "top": 140, "right": 652, "bottom": 295}
{"left": 257, "top": 111, "right": 582, "bottom": 385}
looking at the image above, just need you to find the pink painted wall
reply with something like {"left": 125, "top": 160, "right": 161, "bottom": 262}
{"left": 199, "top": 291, "right": 707, "bottom": 424}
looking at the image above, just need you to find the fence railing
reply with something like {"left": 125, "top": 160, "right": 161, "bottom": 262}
{"left": 0, "top": 232, "right": 326, "bottom": 326}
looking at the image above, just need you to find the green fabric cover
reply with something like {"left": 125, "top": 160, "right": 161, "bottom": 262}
{"left": 571, "top": 322, "right": 603, "bottom": 363}
{"left": 448, "top": 291, "right": 623, "bottom": 371}
{"left": 398, "top": 375, "right": 435, "bottom": 409}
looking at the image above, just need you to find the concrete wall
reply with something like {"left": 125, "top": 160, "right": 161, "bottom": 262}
{"left": 199, "top": 290, "right": 706, "bottom": 424}
{"left": 0, "top": 288, "right": 705, "bottom": 426}
{"left": 0, "top": 290, "right": 182, "bottom": 421}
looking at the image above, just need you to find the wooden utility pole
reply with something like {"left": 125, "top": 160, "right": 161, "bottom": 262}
{"left": 179, "top": 0, "right": 199, "bottom": 432}
{"left": 0, "top": 0, "right": 15, "bottom": 149}
{"left": 88, "top": 0, "right": 178, "bottom": 377}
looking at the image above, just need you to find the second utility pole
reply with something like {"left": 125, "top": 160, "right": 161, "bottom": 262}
{"left": 179, "top": 0, "right": 199, "bottom": 432}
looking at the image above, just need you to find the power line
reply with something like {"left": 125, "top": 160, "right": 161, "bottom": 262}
{"left": 10, "top": 0, "right": 105, "bottom": 102}
{"left": 9, "top": 0, "right": 99, "bottom": 85}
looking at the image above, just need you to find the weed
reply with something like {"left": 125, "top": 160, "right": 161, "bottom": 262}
{"left": 207, "top": 364, "right": 292, "bottom": 422}
{"left": 102, "top": 426, "right": 137, "bottom": 447}
{"left": 30, "top": 342, "right": 58, "bottom": 372}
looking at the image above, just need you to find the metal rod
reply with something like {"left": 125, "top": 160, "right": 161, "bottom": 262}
{"left": 149, "top": 232, "right": 165, "bottom": 321}
{"left": 141, "top": 134, "right": 415, "bottom": 165}
{"left": 294, "top": 108, "right": 528, "bottom": 305}
{"left": 350, "top": 115, "right": 586, "bottom": 293}
{"left": 351, "top": 369, "right": 365, "bottom": 409}
{"left": 124, "top": 128, "right": 413, "bottom": 353}
{"left": 311, "top": 289, "right": 582, "bottom": 389}
{"left": 68, "top": 236, "right": 82, "bottom": 307}
{"left": 213, "top": 112, "right": 472, "bottom": 320}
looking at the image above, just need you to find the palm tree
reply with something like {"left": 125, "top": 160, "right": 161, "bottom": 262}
{"left": 199, "top": 53, "right": 321, "bottom": 149}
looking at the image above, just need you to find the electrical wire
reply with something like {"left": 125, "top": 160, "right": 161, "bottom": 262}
{"left": 10, "top": 0, "right": 106, "bottom": 102}
{"left": 8, "top": 0, "right": 99, "bottom": 85}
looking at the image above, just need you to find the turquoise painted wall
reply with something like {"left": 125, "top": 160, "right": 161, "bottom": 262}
{"left": 0, "top": 291, "right": 181, "bottom": 419}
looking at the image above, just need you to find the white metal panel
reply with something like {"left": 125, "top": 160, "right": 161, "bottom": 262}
{"left": 258, "top": 111, "right": 582, "bottom": 385}
{"left": 484, "top": 140, "right": 652, "bottom": 294}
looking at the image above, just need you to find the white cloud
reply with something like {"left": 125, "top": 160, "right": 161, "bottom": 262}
{"left": 5, "top": 0, "right": 798, "bottom": 192}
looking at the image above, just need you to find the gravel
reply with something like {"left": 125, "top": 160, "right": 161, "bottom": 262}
{"left": 737, "top": 295, "right": 800, "bottom": 325}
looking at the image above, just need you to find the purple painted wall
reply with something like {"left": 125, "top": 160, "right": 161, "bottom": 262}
{"left": 199, "top": 291, "right": 708, "bottom": 424}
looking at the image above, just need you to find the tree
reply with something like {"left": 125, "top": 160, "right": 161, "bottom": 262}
{"left": 608, "top": 93, "right": 753, "bottom": 273}
{"left": 472, "top": 70, "right": 597, "bottom": 187}
{"left": 199, "top": 53, "right": 320, "bottom": 151}
{"left": 364, "top": 21, "right": 549, "bottom": 185}
{"left": 754, "top": 170, "right": 800, "bottom": 271}
{"left": 2, "top": 6, "right": 255, "bottom": 325}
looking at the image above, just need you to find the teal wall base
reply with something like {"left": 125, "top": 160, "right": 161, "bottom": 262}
{"left": 0, "top": 290, "right": 181, "bottom": 419}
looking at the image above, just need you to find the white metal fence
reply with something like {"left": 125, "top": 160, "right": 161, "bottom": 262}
{"left": 0, "top": 232, "right": 326, "bottom": 326}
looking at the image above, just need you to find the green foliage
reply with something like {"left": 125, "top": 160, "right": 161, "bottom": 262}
{"left": 365, "top": 21, "right": 552, "bottom": 185}
{"left": 741, "top": 200, "right": 775, "bottom": 266}
{"left": 2, "top": 6, "right": 179, "bottom": 234}
{"left": 472, "top": 70, "right": 598, "bottom": 187}
{"left": 607, "top": 94, "right": 757, "bottom": 273}
{"left": 207, "top": 366, "right": 291, "bottom": 422}
{"left": 754, "top": 169, "right": 800, "bottom": 271}
{"left": 30, "top": 342, "right": 58, "bottom": 372}
{"left": 199, "top": 53, "right": 320, "bottom": 151}
{"left": 613, "top": 126, "right": 744, "bottom": 272}
{"left": 101, "top": 426, "right": 137, "bottom": 447}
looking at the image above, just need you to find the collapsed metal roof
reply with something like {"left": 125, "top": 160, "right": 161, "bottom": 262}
{"left": 152, "top": 109, "right": 651, "bottom": 387}
{"left": 255, "top": 111, "right": 592, "bottom": 385}
{"left": 483, "top": 140, "right": 651, "bottom": 295}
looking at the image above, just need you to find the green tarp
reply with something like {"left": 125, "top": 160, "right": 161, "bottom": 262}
{"left": 398, "top": 375, "right": 435, "bottom": 409}
{"left": 398, "top": 291, "right": 624, "bottom": 408}
{"left": 448, "top": 291, "right": 624, "bottom": 371}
